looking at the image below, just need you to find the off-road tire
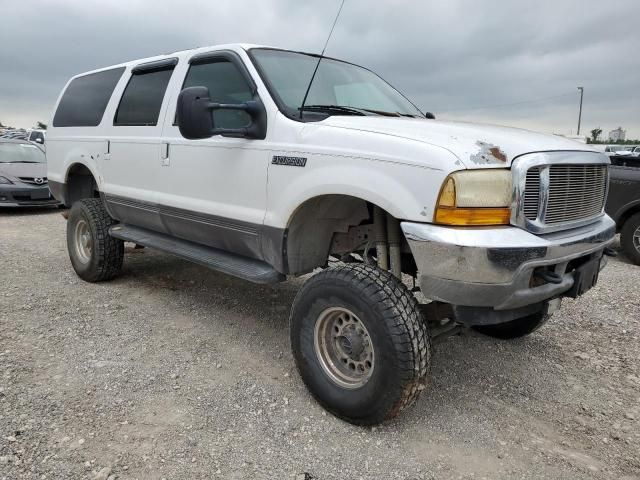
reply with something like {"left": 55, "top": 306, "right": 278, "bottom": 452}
{"left": 67, "top": 198, "right": 124, "bottom": 282}
{"left": 473, "top": 312, "right": 550, "bottom": 339}
{"left": 290, "top": 264, "right": 431, "bottom": 425}
{"left": 620, "top": 212, "right": 640, "bottom": 266}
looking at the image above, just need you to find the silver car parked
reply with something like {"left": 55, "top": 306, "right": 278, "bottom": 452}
{"left": 0, "top": 139, "right": 59, "bottom": 207}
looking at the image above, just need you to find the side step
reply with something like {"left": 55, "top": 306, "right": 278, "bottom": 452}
{"left": 109, "top": 224, "right": 285, "bottom": 285}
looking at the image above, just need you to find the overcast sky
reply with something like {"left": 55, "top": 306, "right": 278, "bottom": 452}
{"left": 2, "top": 0, "right": 639, "bottom": 139}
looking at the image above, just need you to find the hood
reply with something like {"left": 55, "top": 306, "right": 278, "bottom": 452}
{"left": 318, "top": 117, "right": 599, "bottom": 168}
{"left": 0, "top": 162, "right": 47, "bottom": 179}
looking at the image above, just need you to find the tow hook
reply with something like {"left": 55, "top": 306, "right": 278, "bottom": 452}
{"left": 534, "top": 269, "right": 563, "bottom": 284}
{"left": 603, "top": 247, "right": 618, "bottom": 257}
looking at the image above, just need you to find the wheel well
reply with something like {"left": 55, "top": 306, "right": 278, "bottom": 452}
{"left": 284, "top": 195, "right": 415, "bottom": 277}
{"left": 65, "top": 164, "right": 98, "bottom": 206}
{"left": 617, "top": 205, "right": 640, "bottom": 231}
{"left": 286, "top": 195, "right": 370, "bottom": 274}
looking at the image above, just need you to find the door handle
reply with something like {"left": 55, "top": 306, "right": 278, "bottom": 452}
{"left": 161, "top": 142, "right": 170, "bottom": 166}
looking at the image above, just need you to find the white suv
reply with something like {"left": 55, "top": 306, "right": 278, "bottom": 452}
{"left": 47, "top": 44, "right": 615, "bottom": 425}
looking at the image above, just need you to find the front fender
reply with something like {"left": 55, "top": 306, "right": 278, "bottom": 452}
{"left": 265, "top": 157, "right": 450, "bottom": 227}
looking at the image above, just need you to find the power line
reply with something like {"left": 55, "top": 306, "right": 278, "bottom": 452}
{"left": 436, "top": 92, "right": 577, "bottom": 113}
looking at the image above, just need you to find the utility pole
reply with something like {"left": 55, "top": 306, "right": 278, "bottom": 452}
{"left": 577, "top": 87, "right": 584, "bottom": 136}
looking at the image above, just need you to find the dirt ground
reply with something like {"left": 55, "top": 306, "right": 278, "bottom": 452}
{"left": 1, "top": 208, "right": 639, "bottom": 480}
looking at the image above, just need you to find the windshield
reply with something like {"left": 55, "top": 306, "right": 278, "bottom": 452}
{"left": 0, "top": 143, "right": 46, "bottom": 163}
{"left": 250, "top": 49, "right": 423, "bottom": 119}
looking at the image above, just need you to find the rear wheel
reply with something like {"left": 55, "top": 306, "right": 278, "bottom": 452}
{"left": 290, "top": 264, "right": 431, "bottom": 425}
{"left": 620, "top": 212, "right": 640, "bottom": 266}
{"left": 67, "top": 198, "right": 124, "bottom": 282}
{"left": 473, "top": 312, "right": 549, "bottom": 339}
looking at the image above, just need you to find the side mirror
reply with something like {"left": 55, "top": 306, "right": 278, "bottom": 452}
{"left": 176, "top": 86, "right": 267, "bottom": 140}
{"left": 424, "top": 112, "right": 436, "bottom": 119}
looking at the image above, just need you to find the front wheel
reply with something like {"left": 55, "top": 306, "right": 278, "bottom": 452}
{"left": 620, "top": 212, "right": 640, "bottom": 266}
{"left": 290, "top": 264, "right": 431, "bottom": 425}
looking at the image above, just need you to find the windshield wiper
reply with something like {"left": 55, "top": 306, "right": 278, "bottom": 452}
{"left": 300, "top": 105, "right": 368, "bottom": 116}
{"left": 302, "top": 105, "right": 418, "bottom": 118}
{"left": 358, "top": 108, "right": 403, "bottom": 117}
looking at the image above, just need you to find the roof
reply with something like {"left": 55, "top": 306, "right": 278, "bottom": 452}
{"left": 73, "top": 43, "right": 277, "bottom": 78}
{"left": 0, "top": 138, "right": 34, "bottom": 144}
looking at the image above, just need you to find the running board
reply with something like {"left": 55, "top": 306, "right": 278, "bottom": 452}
{"left": 109, "top": 224, "right": 285, "bottom": 284}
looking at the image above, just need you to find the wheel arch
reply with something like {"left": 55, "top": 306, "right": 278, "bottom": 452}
{"left": 281, "top": 193, "right": 412, "bottom": 276}
{"left": 64, "top": 162, "right": 100, "bottom": 207}
{"left": 615, "top": 201, "right": 640, "bottom": 231}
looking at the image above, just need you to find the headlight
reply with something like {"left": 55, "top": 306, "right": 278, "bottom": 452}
{"left": 0, "top": 176, "right": 13, "bottom": 185}
{"left": 434, "top": 169, "right": 512, "bottom": 226}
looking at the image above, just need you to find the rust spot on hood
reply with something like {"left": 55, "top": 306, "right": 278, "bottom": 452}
{"left": 488, "top": 146, "right": 507, "bottom": 162}
{"left": 470, "top": 141, "right": 508, "bottom": 164}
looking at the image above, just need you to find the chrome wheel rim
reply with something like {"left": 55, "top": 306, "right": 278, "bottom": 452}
{"left": 314, "top": 307, "right": 375, "bottom": 389}
{"left": 634, "top": 226, "right": 640, "bottom": 254}
{"left": 74, "top": 219, "right": 93, "bottom": 264}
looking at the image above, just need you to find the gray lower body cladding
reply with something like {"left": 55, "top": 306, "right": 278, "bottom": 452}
{"left": 48, "top": 180, "right": 66, "bottom": 204}
{"left": 102, "top": 194, "right": 287, "bottom": 274}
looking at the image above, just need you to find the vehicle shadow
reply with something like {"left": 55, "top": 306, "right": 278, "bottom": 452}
{"left": 0, "top": 206, "right": 62, "bottom": 217}
{"left": 113, "top": 248, "right": 560, "bottom": 427}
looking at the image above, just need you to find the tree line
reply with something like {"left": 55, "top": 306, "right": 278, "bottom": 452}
{"left": 588, "top": 128, "right": 638, "bottom": 144}
{"left": 0, "top": 121, "right": 47, "bottom": 130}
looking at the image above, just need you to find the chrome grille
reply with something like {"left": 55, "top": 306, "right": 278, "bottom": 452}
{"left": 18, "top": 177, "right": 47, "bottom": 186}
{"left": 522, "top": 164, "right": 608, "bottom": 227}
{"left": 523, "top": 168, "right": 540, "bottom": 220}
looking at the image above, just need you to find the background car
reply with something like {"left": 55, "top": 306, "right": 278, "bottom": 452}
{"left": 0, "top": 138, "right": 59, "bottom": 207}
{"left": 606, "top": 163, "right": 640, "bottom": 265}
{"left": 0, "top": 129, "right": 28, "bottom": 141}
{"left": 604, "top": 145, "right": 633, "bottom": 157}
{"left": 26, "top": 129, "right": 46, "bottom": 146}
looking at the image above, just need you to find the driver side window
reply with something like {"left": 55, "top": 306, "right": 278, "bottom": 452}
{"left": 181, "top": 59, "right": 253, "bottom": 129}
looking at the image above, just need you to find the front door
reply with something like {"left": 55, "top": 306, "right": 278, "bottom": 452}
{"left": 158, "top": 51, "right": 269, "bottom": 260}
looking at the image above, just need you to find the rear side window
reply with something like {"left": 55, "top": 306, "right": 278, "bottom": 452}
{"left": 114, "top": 65, "right": 175, "bottom": 126}
{"left": 53, "top": 67, "right": 125, "bottom": 127}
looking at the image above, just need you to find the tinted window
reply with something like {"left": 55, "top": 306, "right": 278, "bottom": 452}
{"left": 29, "top": 131, "right": 45, "bottom": 143}
{"left": 53, "top": 68, "right": 125, "bottom": 127}
{"left": 182, "top": 59, "right": 253, "bottom": 129}
{"left": 114, "top": 67, "right": 174, "bottom": 126}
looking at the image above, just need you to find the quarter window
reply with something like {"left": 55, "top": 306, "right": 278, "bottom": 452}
{"left": 181, "top": 59, "right": 253, "bottom": 129}
{"left": 114, "top": 66, "right": 174, "bottom": 126}
{"left": 53, "top": 67, "right": 125, "bottom": 127}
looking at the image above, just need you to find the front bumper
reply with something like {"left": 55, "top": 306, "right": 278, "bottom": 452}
{"left": 0, "top": 185, "right": 59, "bottom": 207}
{"left": 402, "top": 215, "right": 616, "bottom": 310}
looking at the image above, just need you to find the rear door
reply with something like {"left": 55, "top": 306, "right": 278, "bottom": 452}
{"left": 158, "top": 50, "right": 270, "bottom": 260}
{"left": 102, "top": 58, "right": 177, "bottom": 232}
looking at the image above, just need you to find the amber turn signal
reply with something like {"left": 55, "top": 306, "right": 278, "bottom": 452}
{"left": 434, "top": 206, "right": 511, "bottom": 226}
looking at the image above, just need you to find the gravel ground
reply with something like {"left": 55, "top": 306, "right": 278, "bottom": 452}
{"left": 1, "top": 208, "right": 639, "bottom": 480}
